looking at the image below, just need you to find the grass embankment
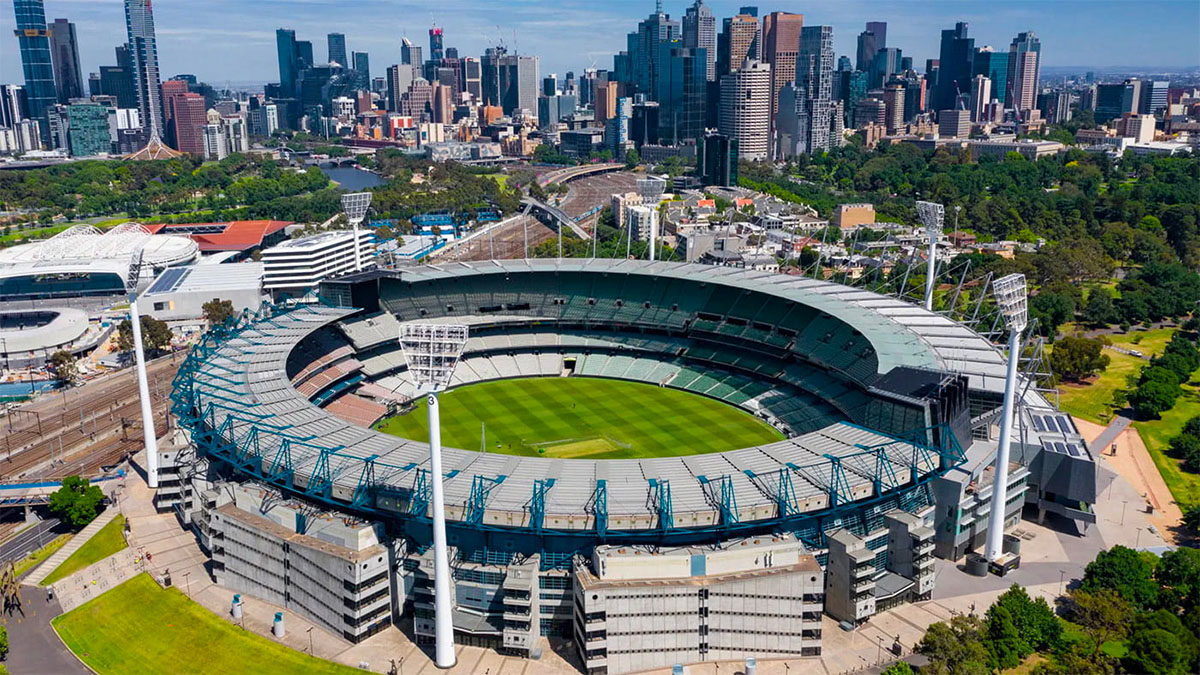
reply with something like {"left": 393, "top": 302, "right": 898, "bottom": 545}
{"left": 10, "top": 533, "right": 72, "bottom": 579}
{"left": 375, "top": 377, "right": 784, "bottom": 459}
{"left": 40, "top": 514, "right": 127, "bottom": 586}
{"left": 53, "top": 574, "right": 361, "bottom": 675}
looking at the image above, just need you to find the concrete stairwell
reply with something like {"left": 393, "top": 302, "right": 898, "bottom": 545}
{"left": 24, "top": 507, "right": 120, "bottom": 586}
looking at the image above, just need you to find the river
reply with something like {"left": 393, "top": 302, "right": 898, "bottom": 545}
{"left": 319, "top": 164, "right": 386, "bottom": 191}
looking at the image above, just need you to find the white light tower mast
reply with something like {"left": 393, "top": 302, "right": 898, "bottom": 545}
{"left": 126, "top": 247, "right": 159, "bottom": 488}
{"left": 399, "top": 323, "right": 468, "bottom": 669}
{"left": 916, "top": 201, "right": 944, "bottom": 312}
{"left": 985, "top": 273, "right": 1028, "bottom": 562}
{"left": 341, "top": 192, "right": 373, "bottom": 272}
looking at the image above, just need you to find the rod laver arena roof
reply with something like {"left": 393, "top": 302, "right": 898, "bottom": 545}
{"left": 173, "top": 260, "right": 1092, "bottom": 552}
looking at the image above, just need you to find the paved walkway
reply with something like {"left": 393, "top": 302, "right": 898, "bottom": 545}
{"left": 1088, "top": 414, "right": 1131, "bottom": 456}
{"left": 24, "top": 506, "right": 120, "bottom": 586}
{"left": 0, "top": 585, "right": 89, "bottom": 675}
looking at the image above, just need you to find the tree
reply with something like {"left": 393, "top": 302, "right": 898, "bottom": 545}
{"left": 1183, "top": 503, "right": 1200, "bottom": 535}
{"left": 1155, "top": 547, "right": 1200, "bottom": 618}
{"left": 0, "top": 624, "right": 6, "bottom": 661}
{"left": 201, "top": 298, "right": 235, "bottom": 326}
{"left": 990, "top": 584, "right": 1062, "bottom": 654}
{"left": 1129, "top": 380, "right": 1181, "bottom": 419}
{"left": 48, "top": 350, "right": 78, "bottom": 385}
{"left": 1129, "top": 609, "right": 1200, "bottom": 672}
{"left": 1124, "top": 628, "right": 1186, "bottom": 675}
{"left": 1080, "top": 545, "right": 1159, "bottom": 609}
{"left": 1082, "top": 288, "right": 1119, "bottom": 326}
{"left": 881, "top": 663, "right": 914, "bottom": 675}
{"left": 116, "top": 315, "right": 173, "bottom": 356}
{"left": 916, "top": 615, "right": 992, "bottom": 675}
{"left": 1066, "top": 588, "right": 1134, "bottom": 657}
{"left": 986, "top": 605, "right": 1023, "bottom": 669}
{"left": 623, "top": 147, "right": 640, "bottom": 169}
{"left": 47, "top": 475, "right": 105, "bottom": 528}
{"left": 1050, "top": 337, "right": 1110, "bottom": 382}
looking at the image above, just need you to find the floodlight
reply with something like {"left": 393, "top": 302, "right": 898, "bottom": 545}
{"left": 126, "top": 246, "right": 159, "bottom": 488}
{"left": 984, "top": 272, "right": 1028, "bottom": 563}
{"left": 916, "top": 201, "right": 945, "bottom": 311}
{"left": 992, "top": 273, "right": 1028, "bottom": 333}
{"left": 341, "top": 192, "right": 373, "bottom": 272}
{"left": 398, "top": 322, "right": 468, "bottom": 669}
{"left": 340, "top": 192, "right": 373, "bottom": 225}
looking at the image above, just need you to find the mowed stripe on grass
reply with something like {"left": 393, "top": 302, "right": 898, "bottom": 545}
{"left": 374, "top": 377, "right": 783, "bottom": 459}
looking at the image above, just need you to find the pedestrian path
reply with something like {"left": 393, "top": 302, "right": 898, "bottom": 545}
{"left": 51, "top": 548, "right": 144, "bottom": 612}
{"left": 24, "top": 507, "right": 120, "bottom": 587}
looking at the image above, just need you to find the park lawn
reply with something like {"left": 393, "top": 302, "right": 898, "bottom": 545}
{"left": 1104, "top": 326, "right": 1176, "bottom": 357}
{"left": 375, "top": 377, "right": 784, "bottom": 459}
{"left": 1057, "top": 350, "right": 1143, "bottom": 424}
{"left": 11, "top": 533, "right": 72, "bottom": 579}
{"left": 53, "top": 574, "right": 361, "bottom": 675}
{"left": 485, "top": 173, "right": 509, "bottom": 187}
{"left": 40, "top": 514, "right": 127, "bottom": 586}
{"left": 1132, "top": 374, "right": 1200, "bottom": 508}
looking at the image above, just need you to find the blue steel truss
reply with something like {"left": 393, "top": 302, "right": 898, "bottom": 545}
{"left": 170, "top": 300, "right": 969, "bottom": 554}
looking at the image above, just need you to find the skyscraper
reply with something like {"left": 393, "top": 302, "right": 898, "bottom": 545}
{"left": 277, "top": 29, "right": 298, "bottom": 97}
{"left": 481, "top": 46, "right": 505, "bottom": 107}
{"left": 49, "top": 19, "right": 84, "bottom": 103}
{"left": 865, "top": 22, "right": 887, "bottom": 51}
{"left": 969, "top": 74, "right": 991, "bottom": 122}
{"left": 1141, "top": 80, "right": 1169, "bottom": 117}
{"left": 171, "top": 92, "right": 207, "bottom": 155}
{"left": 933, "top": 22, "right": 973, "bottom": 114}
{"left": 353, "top": 52, "right": 370, "bottom": 85}
{"left": 385, "top": 64, "right": 414, "bottom": 112}
{"left": 401, "top": 37, "right": 422, "bottom": 68}
{"left": 461, "top": 58, "right": 482, "bottom": 102}
{"left": 327, "top": 33, "right": 347, "bottom": 66}
{"left": 718, "top": 59, "right": 769, "bottom": 160}
{"left": 654, "top": 43, "right": 707, "bottom": 144}
{"left": 66, "top": 102, "right": 110, "bottom": 156}
{"left": 971, "top": 47, "right": 1008, "bottom": 110}
{"left": 125, "top": 0, "right": 164, "bottom": 139}
{"left": 12, "top": 0, "right": 56, "bottom": 136}
{"left": 882, "top": 82, "right": 905, "bottom": 133}
{"left": 869, "top": 47, "right": 903, "bottom": 88}
{"left": 762, "top": 11, "right": 804, "bottom": 131}
{"left": 683, "top": 0, "right": 716, "bottom": 82}
{"left": 429, "top": 26, "right": 444, "bottom": 63}
{"left": 717, "top": 13, "right": 759, "bottom": 77}
{"left": 627, "top": 3, "right": 680, "bottom": 97}
{"left": 500, "top": 55, "right": 539, "bottom": 119}
{"left": 1006, "top": 31, "right": 1041, "bottom": 112}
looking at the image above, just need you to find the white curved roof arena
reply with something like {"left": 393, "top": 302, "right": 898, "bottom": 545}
{"left": 0, "top": 223, "right": 199, "bottom": 268}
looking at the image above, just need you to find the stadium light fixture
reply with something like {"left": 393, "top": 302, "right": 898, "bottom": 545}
{"left": 916, "top": 201, "right": 944, "bottom": 311}
{"left": 985, "top": 273, "right": 1027, "bottom": 563}
{"left": 341, "top": 192, "right": 372, "bottom": 272}
{"left": 125, "top": 246, "right": 159, "bottom": 489}
{"left": 398, "top": 323, "right": 468, "bottom": 669}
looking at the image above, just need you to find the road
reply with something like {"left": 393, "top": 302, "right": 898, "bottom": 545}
{"left": 0, "top": 518, "right": 64, "bottom": 565}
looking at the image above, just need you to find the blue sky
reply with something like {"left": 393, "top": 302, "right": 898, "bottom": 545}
{"left": 2, "top": 0, "right": 1197, "bottom": 87}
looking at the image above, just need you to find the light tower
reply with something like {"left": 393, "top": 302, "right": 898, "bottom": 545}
{"left": 341, "top": 192, "right": 372, "bottom": 272}
{"left": 125, "top": 247, "right": 159, "bottom": 488}
{"left": 398, "top": 323, "right": 468, "bottom": 669}
{"left": 916, "top": 201, "right": 944, "bottom": 312}
{"left": 985, "top": 273, "right": 1027, "bottom": 562}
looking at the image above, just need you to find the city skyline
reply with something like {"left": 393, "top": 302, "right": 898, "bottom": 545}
{"left": 1, "top": 0, "right": 1197, "bottom": 88}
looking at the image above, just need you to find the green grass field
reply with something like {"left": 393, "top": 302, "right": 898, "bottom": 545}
{"left": 374, "top": 377, "right": 784, "bottom": 459}
{"left": 1133, "top": 374, "right": 1200, "bottom": 508}
{"left": 12, "top": 533, "right": 72, "bottom": 579}
{"left": 53, "top": 574, "right": 361, "bottom": 675}
{"left": 41, "top": 514, "right": 127, "bottom": 586}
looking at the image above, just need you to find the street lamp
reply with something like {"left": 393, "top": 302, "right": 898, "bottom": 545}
{"left": 916, "top": 201, "right": 944, "bottom": 311}
{"left": 985, "top": 273, "right": 1028, "bottom": 562}
{"left": 126, "top": 246, "right": 159, "bottom": 489}
{"left": 341, "top": 192, "right": 373, "bottom": 272}
{"left": 399, "top": 323, "right": 468, "bottom": 669}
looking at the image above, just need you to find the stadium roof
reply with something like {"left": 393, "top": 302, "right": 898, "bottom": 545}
{"left": 143, "top": 221, "right": 291, "bottom": 253}
{"left": 142, "top": 262, "right": 264, "bottom": 297}
{"left": 0, "top": 308, "right": 89, "bottom": 355}
{"left": 0, "top": 223, "right": 199, "bottom": 268}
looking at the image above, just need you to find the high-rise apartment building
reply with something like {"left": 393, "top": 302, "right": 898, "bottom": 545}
{"left": 762, "top": 11, "right": 804, "bottom": 132}
{"left": 595, "top": 80, "right": 618, "bottom": 125}
{"left": 1006, "top": 31, "right": 1041, "bottom": 112}
{"left": 883, "top": 83, "right": 905, "bottom": 133}
{"left": 683, "top": 0, "right": 716, "bottom": 82}
{"left": 933, "top": 22, "right": 973, "bottom": 114}
{"left": 717, "top": 13, "right": 759, "bottom": 77}
{"left": 49, "top": 19, "right": 84, "bottom": 103}
{"left": 12, "top": 0, "right": 56, "bottom": 137}
{"left": 125, "top": 0, "right": 163, "bottom": 139}
{"left": 66, "top": 102, "right": 110, "bottom": 156}
{"left": 160, "top": 78, "right": 189, "bottom": 148}
{"left": 778, "top": 25, "right": 836, "bottom": 157}
{"left": 170, "top": 92, "right": 207, "bottom": 155}
{"left": 327, "top": 33, "right": 347, "bottom": 66}
{"left": 718, "top": 59, "right": 770, "bottom": 160}
{"left": 969, "top": 75, "right": 991, "bottom": 122}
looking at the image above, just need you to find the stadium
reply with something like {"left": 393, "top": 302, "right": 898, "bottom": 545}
{"left": 169, "top": 259, "right": 1098, "bottom": 673}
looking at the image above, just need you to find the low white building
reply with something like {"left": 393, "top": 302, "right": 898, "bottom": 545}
{"left": 262, "top": 230, "right": 375, "bottom": 297}
{"left": 626, "top": 204, "right": 659, "bottom": 243}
